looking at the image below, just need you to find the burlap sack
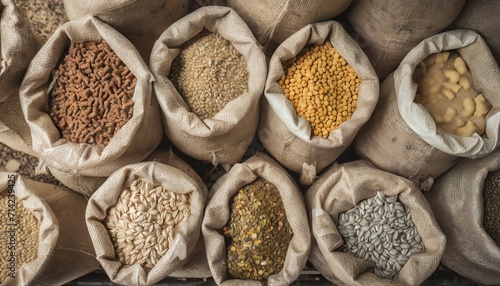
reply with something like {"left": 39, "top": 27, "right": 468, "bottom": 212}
{"left": 150, "top": 6, "right": 266, "bottom": 169}
{"left": 63, "top": 0, "right": 188, "bottom": 62}
{"left": 19, "top": 16, "right": 163, "bottom": 197}
{"left": 258, "top": 21, "right": 379, "bottom": 185}
{"left": 202, "top": 153, "right": 310, "bottom": 285}
{"left": 86, "top": 158, "right": 208, "bottom": 286}
{"left": 227, "top": 0, "right": 351, "bottom": 55}
{"left": 425, "top": 150, "right": 500, "bottom": 285}
{"left": 305, "top": 160, "right": 446, "bottom": 286}
{"left": 450, "top": 0, "right": 500, "bottom": 65}
{"left": 346, "top": 0, "right": 466, "bottom": 78}
{"left": 354, "top": 30, "right": 500, "bottom": 188}
{"left": 0, "top": 173, "right": 99, "bottom": 286}
{"left": 0, "top": 0, "right": 38, "bottom": 103}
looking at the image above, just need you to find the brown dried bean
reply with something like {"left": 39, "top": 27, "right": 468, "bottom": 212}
{"left": 49, "top": 40, "right": 136, "bottom": 146}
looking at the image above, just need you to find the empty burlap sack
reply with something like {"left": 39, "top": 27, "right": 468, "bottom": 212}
{"left": 0, "top": 0, "right": 38, "bottom": 103}
{"left": 63, "top": 0, "right": 188, "bottom": 61}
{"left": 86, "top": 159, "right": 208, "bottom": 286}
{"left": 346, "top": 0, "right": 466, "bottom": 78}
{"left": 450, "top": 0, "right": 500, "bottom": 65}
{"left": 202, "top": 153, "right": 310, "bottom": 285}
{"left": 305, "top": 160, "right": 446, "bottom": 286}
{"left": 150, "top": 6, "right": 266, "bottom": 169}
{"left": 0, "top": 173, "right": 99, "bottom": 286}
{"left": 227, "top": 0, "right": 351, "bottom": 55}
{"left": 20, "top": 16, "right": 163, "bottom": 197}
{"left": 354, "top": 30, "right": 500, "bottom": 188}
{"left": 426, "top": 150, "right": 500, "bottom": 284}
{"left": 258, "top": 21, "right": 379, "bottom": 185}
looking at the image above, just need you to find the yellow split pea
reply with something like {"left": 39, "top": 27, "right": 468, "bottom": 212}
{"left": 279, "top": 42, "right": 360, "bottom": 138}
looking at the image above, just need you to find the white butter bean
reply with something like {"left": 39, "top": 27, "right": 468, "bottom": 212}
{"left": 442, "top": 82, "right": 462, "bottom": 94}
{"left": 454, "top": 57, "right": 467, "bottom": 75}
{"left": 454, "top": 118, "right": 466, "bottom": 128}
{"left": 461, "top": 97, "right": 476, "bottom": 117}
{"left": 473, "top": 94, "right": 492, "bottom": 116}
{"left": 456, "top": 120, "right": 478, "bottom": 137}
{"left": 459, "top": 76, "right": 471, "bottom": 91}
{"left": 442, "top": 88, "right": 455, "bottom": 100}
{"left": 432, "top": 113, "right": 445, "bottom": 124}
{"left": 423, "top": 54, "right": 436, "bottom": 67}
{"left": 443, "top": 107, "right": 457, "bottom": 123}
{"left": 444, "top": 69, "right": 461, "bottom": 84}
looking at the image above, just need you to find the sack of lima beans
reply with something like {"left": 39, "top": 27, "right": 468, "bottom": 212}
{"left": 345, "top": 0, "right": 466, "bottom": 78}
{"left": 305, "top": 160, "right": 446, "bottom": 286}
{"left": 0, "top": 173, "right": 100, "bottom": 286}
{"left": 0, "top": 0, "right": 38, "bottom": 103}
{"left": 202, "top": 153, "right": 310, "bottom": 285}
{"left": 425, "top": 150, "right": 500, "bottom": 284}
{"left": 258, "top": 20, "right": 379, "bottom": 185}
{"left": 449, "top": 0, "right": 500, "bottom": 65}
{"left": 86, "top": 158, "right": 208, "bottom": 285}
{"left": 19, "top": 16, "right": 163, "bottom": 197}
{"left": 150, "top": 6, "right": 266, "bottom": 170}
{"left": 63, "top": 0, "right": 188, "bottom": 62}
{"left": 353, "top": 30, "right": 500, "bottom": 190}
{"left": 227, "top": 0, "right": 352, "bottom": 55}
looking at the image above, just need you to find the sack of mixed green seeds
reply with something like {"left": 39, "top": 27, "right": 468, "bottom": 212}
{"left": 354, "top": 30, "right": 500, "bottom": 189}
{"left": 305, "top": 160, "right": 446, "bottom": 286}
{"left": 449, "top": 0, "right": 500, "bottom": 65}
{"left": 227, "top": 0, "right": 351, "bottom": 55}
{"left": 0, "top": 173, "right": 100, "bottom": 285}
{"left": 258, "top": 21, "right": 379, "bottom": 185}
{"left": 202, "top": 153, "right": 310, "bottom": 285}
{"left": 86, "top": 155, "right": 208, "bottom": 285}
{"left": 346, "top": 0, "right": 466, "bottom": 78}
{"left": 425, "top": 150, "right": 500, "bottom": 284}
{"left": 150, "top": 6, "right": 266, "bottom": 169}
{"left": 0, "top": 0, "right": 38, "bottom": 103}
{"left": 63, "top": 0, "right": 187, "bottom": 61}
{"left": 20, "top": 16, "right": 163, "bottom": 197}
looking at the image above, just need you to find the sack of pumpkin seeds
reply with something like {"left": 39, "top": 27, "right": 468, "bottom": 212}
{"left": 0, "top": 173, "right": 99, "bottom": 286}
{"left": 354, "top": 30, "right": 500, "bottom": 189}
{"left": 63, "top": 0, "right": 188, "bottom": 61}
{"left": 258, "top": 20, "right": 379, "bottom": 185}
{"left": 226, "top": 0, "right": 351, "bottom": 55}
{"left": 450, "top": 0, "right": 500, "bottom": 65}
{"left": 425, "top": 150, "right": 500, "bottom": 284}
{"left": 150, "top": 6, "right": 266, "bottom": 169}
{"left": 305, "top": 160, "right": 446, "bottom": 286}
{"left": 86, "top": 157, "right": 208, "bottom": 285}
{"left": 0, "top": 0, "right": 38, "bottom": 103}
{"left": 346, "top": 0, "right": 466, "bottom": 78}
{"left": 20, "top": 16, "right": 163, "bottom": 197}
{"left": 202, "top": 153, "right": 310, "bottom": 285}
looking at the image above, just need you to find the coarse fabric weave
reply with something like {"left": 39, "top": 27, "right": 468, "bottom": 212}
{"left": 19, "top": 16, "right": 163, "bottom": 197}
{"left": 0, "top": 0, "right": 38, "bottom": 103}
{"left": 305, "top": 160, "right": 446, "bottom": 286}
{"left": 346, "top": 0, "right": 466, "bottom": 78}
{"left": 426, "top": 151, "right": 500, "bottom": 285}
{"left": 202, "top": 153, "right": 311, "bottom": 286}
{"left": 1, "top": 173, "right": 99, "bottom": 286}
{"left": 150, "top": 6, "right": 266, "bottom": 169}
{"left": 227, "top": 0, "right": 351, "bottom": 55}
{"left": 86, "top": 157, "right": 208, "bottom": 286}
{"left": 354, "top": 30, "right": 500, "bottom": 187}
{"left": 63, "top": 0, "right": 188, "bottom": 61}
{"left": 258, "top": 21, "right": 379, "bottom": 185}
{"left": 450, "top": 0, "right": 500, "bottom": 65}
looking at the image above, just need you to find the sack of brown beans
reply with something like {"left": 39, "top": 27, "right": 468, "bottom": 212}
{"left": 305, "top": 160, "right": 446, "bottom": 285}
{"left": 202, "top": 153, "right": 310, "bottom": 285}
{"left": 0, "top": 173, "right": 99, "bottom": 285}
{"left": 227, "top": 0, "right": 351, "bottom": 55}
{"left": 425, "top": 150, "right": 500, "bottom": 284}
{"left": 354, "top": 30, "right": 500, "bottom": 189}
{"left": 86, "top": 157, "right": 209, "bottom": 285}
{"left": 63, "top": 0, "right": 188, "bottom": 61}
{"left": 345, "top": 0, "right": 466, "bottom": 78}
{"left": 0, "top": 0, "right": 38, "bottom": 103}
{"left": 150, "top": 6, "right": 266, "bottom": 169}
{"left": 20, "top": 16, "right": 163, "bottom": 196}
{"left": 449, "top": 0, "right": 500, "bottom": 65}
{"left": 258, "top": 20, "right": 379, "bottom": 185}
